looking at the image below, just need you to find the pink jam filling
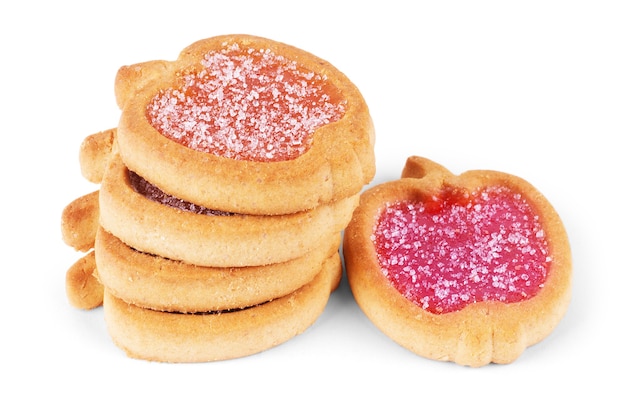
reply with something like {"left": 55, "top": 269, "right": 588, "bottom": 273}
{"left": 146, "top": 43, "right": 346, "bottom": 162}
{"left": 373, "top": 186, "right": 551, "bottom": 314}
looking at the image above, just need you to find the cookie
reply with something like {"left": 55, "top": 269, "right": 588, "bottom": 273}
{"left": 96, "top": 227, "right": 341, "bottom": 312}
{"left": 343, "top": 156, "right": 572, "bottom": 366}
{"left": 98, "top": 151, "right": 359, "bottom": 267}
{"left": 114, "top": 34, "right": 375, "bottom": 215}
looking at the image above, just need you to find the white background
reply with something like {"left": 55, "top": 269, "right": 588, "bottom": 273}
{"left": 2, "top": 1, "right": 624, "bottom": 415}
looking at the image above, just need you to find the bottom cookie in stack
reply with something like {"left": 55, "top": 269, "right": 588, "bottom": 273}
{"left": 103, "top": 254, "right": 342, "bottom": 363}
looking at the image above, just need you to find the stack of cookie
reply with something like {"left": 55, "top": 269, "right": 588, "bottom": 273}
{"left": 61, "top": 35, "right": 375, "bottom": 362}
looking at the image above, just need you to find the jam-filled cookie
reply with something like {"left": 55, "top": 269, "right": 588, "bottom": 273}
{"left": 114, "top": 34, "right": 375, "bottom": 215}
{"left": 343, "top": 156, "right": 572, "bottom": 367}
{"left": 98, "top": 151, "right": 359, "bottom": 267}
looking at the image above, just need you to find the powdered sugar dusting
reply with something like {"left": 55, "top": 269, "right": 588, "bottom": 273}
{"left": 373, "top": 186, "right": 551, "bottom": 314}
{"left": 146, "top": 42, "right": 346, "bottom": 161}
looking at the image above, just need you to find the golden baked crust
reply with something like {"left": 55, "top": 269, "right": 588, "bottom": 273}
{"left": 95, "top": 227, "right": 341, "bottom": 312}
{"left": 98, "top": 151, "right": 359, "bottom": 267}
{"left": 79, "top": 128, "right": 116, "bottom": 184}
{"left": 65, "top": 251, "right": 103, "bottom": 310}
{"left": 343, "top": 156, "right": 572, "bottom": 367}
{"left": 103, "top": 253, "right": 342, "bottom": 363}
{"left": 61, "top": 190, "right": 100, "bottom": 252}
{"left": 114, "top": 34, "right": 375, "bottom": 215}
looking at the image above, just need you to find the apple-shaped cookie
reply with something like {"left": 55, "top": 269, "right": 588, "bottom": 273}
{"left": 114, "top": 34, "right": 375, "bottom": 215}
{"left": 343, "top": 156, "right": 572, "bottom": 367}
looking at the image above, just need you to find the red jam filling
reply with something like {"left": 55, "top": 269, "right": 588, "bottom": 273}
{"left": 146, "top": 43, "right": 346, "bottom": 162}
{"left": 373, "top": 186, "right": 551, "bottom": 314}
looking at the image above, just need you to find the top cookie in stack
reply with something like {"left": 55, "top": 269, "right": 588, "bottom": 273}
{"left": 61, "top": 34, "right": 375, "bottom": 362}
{"left": 114, "top": 34, "right": 375, "bottom": 215}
